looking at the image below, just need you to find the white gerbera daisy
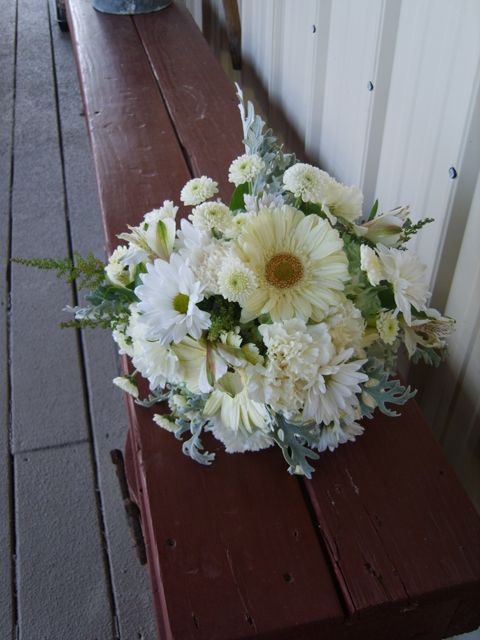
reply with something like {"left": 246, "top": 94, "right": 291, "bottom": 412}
{"left": 303, "top": 349, "right": 368, "bottom": 426}
{"left": 218, "top": 257, "right": 257, "bottom": 304}
{"left": 235, "top": 206, "right": 349, "bottom": 322}
{"left": 135, "top": 253, "right": 211, "bottom": 345}
{"left": 376, "top": 310, "right": 399, "bottom": 345}
{"left": 112, "top": 376, "right": 139, "bottom": 398}
{"left": 180, "top": 176, "right": 218, "bottom": 206}
{"left": 377, "top": 246, "right": 429, "bottom": 325}
{"left": 204, "top": 372, "right": 273, "bottom": 453}
{"left": 228, "top": 153, "right": 265, "bottom": 186}
{"left": 283, "top": 163, "right": 328, "bottom": 202}
{"left": 189, "top": 201, "right": 232, "bottom": 234}
{"left": 360, "top": 244, "right": 384, "bottom": 286}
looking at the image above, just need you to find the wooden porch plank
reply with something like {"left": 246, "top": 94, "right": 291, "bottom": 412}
{"left": 134, "top": 2, "right": 243, "bottom": 191}
{"left": 0, "top": 0, "right": 17, "bottom": 635}
{"left": 15, "top": 443, "right": 114, "bottom": 638}
{"left": 305, "top": 399, "right": 480, "bottom": 628}
{"left": 65, "top": 2, "right": 347, "bottom": 638}
{"left": 10, "top": 0, "right": 88, "bottom": 453}
{"left": 50, "top": 13, "right": 158, "bottom": 636}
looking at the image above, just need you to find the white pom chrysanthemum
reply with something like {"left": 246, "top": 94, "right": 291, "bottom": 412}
{"left": 283, "top": 163, "right": 328, "bottom": 203}
{"left": 180, "top": 176, "right": 218, "bottom": 206}
{"left": 218, "top": 258, "right": 257, "bottom": 304}
{"left": 228, "top": 153, "right": 265, "bottom": 186}
{"left": 376, "top": 310, "right": 399, "bottom": 345}
{"left": 189, "top": 201, "right": 232, "bottom": 234}
{"left": 360, "top": 244, "right": 384, "bottom": 286}
{"left": 377, "top": 246, "right": 429, "bottom": 326}
{"left": 112, "top": 376, "right": 139, "bottom": 398}
{"left": 135, "top": 253, "right": 211, "bottom": 345}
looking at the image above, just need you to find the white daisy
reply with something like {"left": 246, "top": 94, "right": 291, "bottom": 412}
{"left": 377, "top": 246, "right": 429, "bottom": 325}
{"left": 303, "top": 349, "right": 368, "bottom": 426}
{"left": 135, "top": 253, "right": 211, "bottom": 345}
{"left": 228, "top": 153, "right": 265, "bottom": 186}
{"left": 235, "top": 206, "right": 349, "bottom": 322}
{"left": 283, "top": 163, "right": 328, "bottom": 203}
{"left": 180, "top": 176, "right": 218, "bottom": 206}
{"left": 204, "top": 371, "right": 273, "bottom": 453}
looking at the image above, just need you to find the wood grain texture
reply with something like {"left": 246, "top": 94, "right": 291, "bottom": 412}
{"left": 305, "top": 397, "right": 480, "bottom": 631}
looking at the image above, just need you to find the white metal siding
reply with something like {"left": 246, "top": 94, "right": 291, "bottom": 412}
{"left": 185, "top": 0, "right": 480, "bottom": 508}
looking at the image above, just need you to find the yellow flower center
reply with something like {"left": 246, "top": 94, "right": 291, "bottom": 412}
{"left": 265, "top": 253, "right": 304, "bottom": 289}
{"left": 173, "top": 292, "right": 189, "bottom": 314}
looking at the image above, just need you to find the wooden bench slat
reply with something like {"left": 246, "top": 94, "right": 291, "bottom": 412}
{"left": 305, "top": 399, "right": 480, "bottom": 624}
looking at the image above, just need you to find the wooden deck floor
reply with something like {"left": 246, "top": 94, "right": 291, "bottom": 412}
{"left": 1, "top": 2, "right": 479, "bottom": 640}
{"left": 1, "top": 0, "right": 157, "bottom": 637}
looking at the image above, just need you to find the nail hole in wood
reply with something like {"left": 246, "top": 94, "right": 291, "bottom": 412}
{"left": 293, "top": 529, "right": 299, "bottom": 540}
{"left": 283, "top": 572, "right": 294, "bottom": 583}
{"left": 192, "top": 612, "right": 199, "bottom": 629}
{"left": 166, "top": 538, "right": 176, "bottom": 548}
{"left": 245, "top": 613, "right": 254, "bottom": 626}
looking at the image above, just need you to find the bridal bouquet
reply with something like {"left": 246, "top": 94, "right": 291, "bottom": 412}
{"left": 19, "top": 89, "right": 453, "bottom": 477}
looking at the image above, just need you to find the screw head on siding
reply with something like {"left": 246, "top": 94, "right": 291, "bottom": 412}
{"left": 448, "top": 167, "right": 458, "bottom": 179}
{"left": 312, "top": 24, "right": 317, "bottom": 33}
{"left": 367, "top": 81, "right": 374, "bottom": 91}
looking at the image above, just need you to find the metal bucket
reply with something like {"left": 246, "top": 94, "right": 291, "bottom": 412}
{"left": 92, "top": 0, "right": 173, "bottom": 14}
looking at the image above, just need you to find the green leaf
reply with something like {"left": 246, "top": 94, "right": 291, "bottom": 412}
{"left": 270, "top": 411, "right": 320, "bottom": 479}
{"left": 229, "top": 182, "right": 249, "bottom": 211}
{"left": 368, "top": 199, "right": 379, "bottom": 221}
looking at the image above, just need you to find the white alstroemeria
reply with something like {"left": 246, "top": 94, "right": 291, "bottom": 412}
{"left": 172, "top": 336, "right": 228, "bottom": 394}
{"left": 135, "top": 253, "right": 211, "bottom": 345}
{"left": 377, "top": 245, "right": 430, "bottom": 326}
{"left": 180, "top": 176, "right": 218, "bottom": 206}
{"left": 218, "top": 257, "right": 257, "bottom": 304}
{"left": 319, "top": 175, "right": 363, "bottom": 224}
{"left": 112, "top": 376, "right": 139, "bottom": 398}
{"left": 303, "top": 349, "right": 368, "bottom": 426}
{"left": 376, "top": 310, "right": 400, "bottom": 345}
{"left": 105, "top": 245, "right": 136, "bottom": 287}
{"left": 401, "top": 308, "right": 455, "bottom": 357}
{"left": 117, "top": 216, "right": 176, "bottom": 265}
{"left": 144, "top": 200, "right": 178, "bottom": 224}
{"left": 189, "top": 201, "right": 233, "bottom": 234}
{"left": 204, "top": 371, "right": 273, "bottom": 453}
{"left": 360, "top": 244, "right": 384, "bottom": 286}
{"left": 315, "top": 416, "right": 364, "bottom": 453}
{"left": 248, "top": 319, "right": 334, "bottom": 418}
{"left": 228, "top": 153, "right": 265, "bottom": 186}
{"left": 283, "top": 163, "right": 329, "bottom": 203}
{"left": 353, "top": 206, "right": 410, "bottom": 247}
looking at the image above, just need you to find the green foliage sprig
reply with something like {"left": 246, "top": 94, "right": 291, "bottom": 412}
{"left": 400, "top": 217, "right": 435, "bottom": 244}
{"left": 13, "top": 251, "right": 106, "bottom": 290}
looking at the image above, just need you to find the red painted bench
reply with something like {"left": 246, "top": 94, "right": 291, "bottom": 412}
{"left": 65, "top": 1, "right": 480, "bottom": 638}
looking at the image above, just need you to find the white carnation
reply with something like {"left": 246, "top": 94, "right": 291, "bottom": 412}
{"left": 228, "top": 153, "right": 265, "bottom": 186}
{"left": 180, "top": 176, "right": 218, "bottom": 206}
{"left": 325, "top": 300, "right": 365, "bottom": 355}
{"left": 320, "top": 176, "right": 363, "bottom": 223}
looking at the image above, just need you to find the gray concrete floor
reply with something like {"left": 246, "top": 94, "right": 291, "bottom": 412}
{"left": 1, "top": 0, "right": 157, "bottom": 638}
{"left": 1, "top": 1, "right": 479, "bottom": 639}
